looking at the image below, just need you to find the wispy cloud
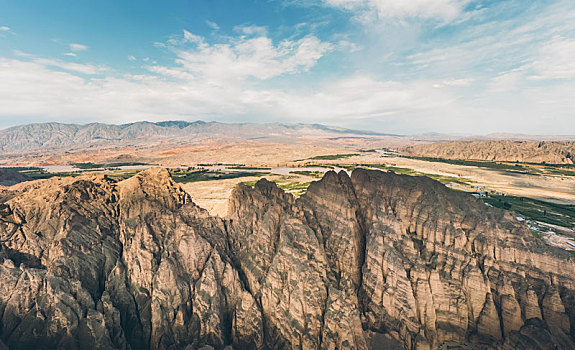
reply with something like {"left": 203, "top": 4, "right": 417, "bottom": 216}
{"left": 528, "top": 36, "right": 575, "bottom": 80}
{"left": 69, "top": 43, "right": 89, "bottom": 52}
{"left": 1, "top": 1, "right": 574, "bottom": 134}
{"left": 0, "top": 26, "right": 11, "bottom": 31}
{"left": 13, "top": 50, "right": 106, "bottom": 75}
{"left": 157, "top": 30, "right": 333, "bottom": 81}
{"left": 0, "top": 55, "right": 460, "bottom": 129}
{"left": 64, "top": 52, "right": 77, "bottom": 57}
{"left": 206, "top": 20, "right": 220, "bottom": 30}
{"left": 233, "top": 24, "right": 268, "bottom": 36}
{"left": 320, "top": 0, "right": 469, "bottom": 22}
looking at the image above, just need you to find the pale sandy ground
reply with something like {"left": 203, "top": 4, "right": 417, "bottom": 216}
{"left": 308, "top": 154, "right": 575, "bottom": 204}
{"left": 6, "top": 138, "right": 574, "bottom": 210}
{"left": 384, "top": 156, "right": 575, "bottom": 204}
{"left": 182, "top": 173, "right": 317, "bottom": 217}
{"left": 182, "top": 152, "right": 575, "bottom": 217}
{"left": 536, "top": 221, "right": 575, "bottom": 249}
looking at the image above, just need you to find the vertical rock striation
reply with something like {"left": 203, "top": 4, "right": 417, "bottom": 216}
{"left": 1, "top": 167, "right": 574, "bottom": 349}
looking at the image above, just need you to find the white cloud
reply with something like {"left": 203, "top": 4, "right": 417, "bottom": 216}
{"left": 69, "top": 43, "right": 88, "bottom": 52}
{"left": 160, "top": 30, "right": 333, "bottom": 81}
{"left": 64, "top": 52, "right": 77, "bottom": 57}
{"left": 401, "top": 0, "right": 575, "bottom": 84}
{"left": 128, "top": 55, "right": 137, "bottom": 61}
{"left": 337, "top": 40, "right": 362, "bottom": 52}
{"left": 488, "top": 70, "right": 523, "bottom": 92}
{"left": 323, "top": 0, "right": 468, "bottom": 21}
{"left": 0, "top": 53, "right": 457, "bottom": 130}
{"left": 528, "top": 36, "right": 575, "bottom": 80}
{"left": 0, "top": 26, "right": 10, "bottom": 31}
{"left": 2, "top": 1, "right": 575, "bottom": 134}
{"left": 206, "top": 20, "right": 220, "bottom": 30}
{"left": 433, "top": 78, "right": 474, "bottom": 88}
{"left": 34, "top": 58, "right": 105, "bottom": 75}
{"left": 2, "top": 51, "right": 575, "bottom": 134}
{"left": 233, "top": 24, "right": 268, "bottom": 36}
{"left": 166, "top": 30, "right": 205, "bottom": 46}
{"left": 13, "top": 50, "right": 105, "bottom": 75}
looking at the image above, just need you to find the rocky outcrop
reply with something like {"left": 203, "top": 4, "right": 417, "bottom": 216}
{"left": 1, "top": 168, "right": 574, "bottom": 349}
{"left": 0, "top": 169, "right": 29, "bottom": 186}
{"left": 403, "top": 140, "right": 575, "bottom": 164}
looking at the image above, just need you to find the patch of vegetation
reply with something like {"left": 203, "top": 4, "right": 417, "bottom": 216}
{"left": 530, "top": 229, "right": 543, "bottom": 239}
{"left": 9, "top": 167, "right": 85, "bottom": 180}
{"left": 2, "top": 166, "right": 45, "bottom": 172}
{"left": 343, "top": 163, "right": 472, "bottom": 186}
{"left": 307, "top": 153, "right": 360, "bottom": 160}
{"left": 289, "top": 170, "right": 324, "bottom": 178}
{"left": 71, "top": 162, "right": 153, "bottom": 169}
{"left": 543, "top": 167, "right": 575, "bottom": 176}
{"left": 278, "top": 181, "right": 313, "bottom": 197}
{"left": 241, "top": 180, "right": 259, "bottom": 187}
{"left": 227, "top": 166, "right": 272, "bottom": 170}
{"left": 303, "top": 164, "right": 334, "bottom": 169}
{"left": 107, "top": 170, "right": 142, "bottom": 180}
{"left": 168, "top": 168, "right": 264, "bottom": 184}
{"left": 404, "top": 156, "right": 575, "bottom": 177}
{"left": 483, "top": 195, "right": 575, "bottom": 228}
{"left": 404, "top": 156, "right": 543, "bottom": 175}
{"left": 197, "top": 163, "right": 243, "bottom": 167}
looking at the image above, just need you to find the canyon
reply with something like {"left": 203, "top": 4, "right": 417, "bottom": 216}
{"left": 0, "top": 167, "right": 574, "bottom": 349}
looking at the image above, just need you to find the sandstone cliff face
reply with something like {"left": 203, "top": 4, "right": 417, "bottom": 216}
{"left": 1, "top": 168, "right": 574, "bottom": 349}
{"left": 403, "top": 140, "right": 575, "bottom": 164}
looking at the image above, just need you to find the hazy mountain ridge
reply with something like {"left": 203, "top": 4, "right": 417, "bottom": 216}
{"left": 0, "top": 121, "right": 396, "bottom": 153}
{"left": 0, "top": 168, "right": 573, "bottom": 349}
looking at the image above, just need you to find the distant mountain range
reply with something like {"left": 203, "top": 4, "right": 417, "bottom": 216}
{"left": 0, "top": 121, "right": 398, "bottom": 153}
{"left": 2, "top": 120, "right": 575, "bottom": 156}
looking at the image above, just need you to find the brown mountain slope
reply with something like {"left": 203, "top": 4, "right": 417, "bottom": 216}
{"left": 0, "top": 168, "right": 574, "bottom": 349}
{"left": 0, "top": 169, "right": 30, "bottom": 186}
{"left": 403, "top": 140, "right": 575, "bottom": 164}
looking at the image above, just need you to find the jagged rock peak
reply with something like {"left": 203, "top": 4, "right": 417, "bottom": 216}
{"left": 0, "top": 167, "right": 574, "bottom": 350}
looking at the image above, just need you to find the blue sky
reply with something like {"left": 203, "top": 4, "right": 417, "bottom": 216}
{"left": 0, "top": 0, "right": 574, "bottom": 134}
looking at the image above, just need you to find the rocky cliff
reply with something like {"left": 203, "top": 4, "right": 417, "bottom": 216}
{"left": 0, "top": 168, "right": 574, "bottom": 349}
{"left": 403, "top": 140, "right": 575, "bottom": 164}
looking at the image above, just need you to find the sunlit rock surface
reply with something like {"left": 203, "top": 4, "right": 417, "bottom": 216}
{"left": 1, "top": 168, "right": 574, "bottom": 349}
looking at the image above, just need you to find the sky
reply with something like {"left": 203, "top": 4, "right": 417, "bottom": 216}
{"left": 0, "top": 0, "right": 574, "bottom": 134}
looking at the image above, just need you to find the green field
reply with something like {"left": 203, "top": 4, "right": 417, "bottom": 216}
{"left": 278, "top": 181, "right": 312, "bottom": 196}
{"left": 483, "top": 195, "right": 575, "bottom": 228}
{"left": 339, "top": 163, "right": 472, "bottom": 186}
{"left": 405, "top": 156, "right": 575, "bottom": 177}
{"left": 306, "top": 153, "right": 360, "bottom": 161}
{"left": 11, "top": 167, "right": 85, "bottom": 180}
{"left": 227, "top": 166, "right": 272, "bottom": 170}
{"left": 169, "top": 168, "right": 264, "bottom": 183}
{"left": 71, "top": 162, "right": 153, "bottom": 169}
{"left": 289, "top": 170, "right": 324, "bottom": 178}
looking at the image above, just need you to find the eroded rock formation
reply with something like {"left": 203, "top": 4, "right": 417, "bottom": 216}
{"left": 403, "top": 140, "right": 575, "bottom": 164}
{"left": 0, "top": 168, "right": 574, "bottom": 349}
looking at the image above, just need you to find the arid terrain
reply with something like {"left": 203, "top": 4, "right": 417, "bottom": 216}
{"left": 1, "top": 121, "right": 575, "bottom": 349}
{"left": 1, "top": 167, "right": 574, "bottom": 350}
{"left": 403, "top": 140, "right": 575, "bottom": 164}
